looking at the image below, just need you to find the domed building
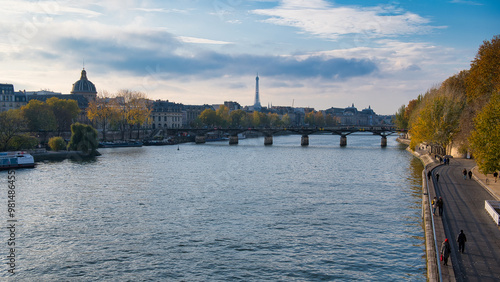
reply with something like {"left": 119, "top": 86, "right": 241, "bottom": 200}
{"left": 71, "top": 68, "right": 97, "bottom": 101}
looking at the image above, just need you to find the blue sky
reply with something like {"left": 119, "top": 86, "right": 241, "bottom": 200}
{"left": 1, "top": 0, "right": 499, "bottom": 114}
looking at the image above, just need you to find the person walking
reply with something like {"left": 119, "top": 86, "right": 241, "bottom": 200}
{"left": 432, "top": 197, "right": 437, "bottom": 216}
{"left": 436, "top": 173, "right": 440, "bottom": 182}
{"left": 437, "top": 196, "right": 444, "bottom": 216}
{"left": 441, "top": 238, "right": 451, "bottom": 265}
{"left": 427, "top": 170, "right": 432, "bottom": 180}
{"left": 457, "top": 230, "right": 467, "bottom": 253}
{"left": 468, "top": 170, "right": 472, "bottom": 179}
{"left": 494, "top": 171, "right": 498, "bottom": 183}
{"left": 463, "top": 168, "right": 467, "bottom": 180}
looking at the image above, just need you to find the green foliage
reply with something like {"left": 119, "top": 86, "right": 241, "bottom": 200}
{"left": 0, "top": 109, "right": 30, "bottom": 151}
{"left": 67, "top": 123, "right": 99, "bottom": 155}
{"left": 8, "top": 134, "right": 39, "bottom": 151}
{"left": 20, "top": 100, "right": 57, "bottom": 133}
{"left": 394, "top": 105, "right": 408, "bottom": 130}
{"left": 469, "top": 92, "right": 500, "bottom": 173}
{"left": 46, "top": 97, "right": 80, "bottom": 132}
{"left": 48, "top": 136, "right": 67, "bottom": 151}
{"left": 230, "top": 109, "right": 249, "bottom": 127}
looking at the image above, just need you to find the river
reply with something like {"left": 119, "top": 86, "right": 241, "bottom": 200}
{"left": 1, "top": 134, "right": 426, "bottom": 281}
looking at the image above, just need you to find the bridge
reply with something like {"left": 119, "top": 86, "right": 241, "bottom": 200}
{"left": 158, "top": 126, "right": 402, "bottom": 147}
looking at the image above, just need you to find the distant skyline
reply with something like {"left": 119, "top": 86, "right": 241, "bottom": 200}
{"left": 1, "top": 0, "right": 499, "bottom": 115}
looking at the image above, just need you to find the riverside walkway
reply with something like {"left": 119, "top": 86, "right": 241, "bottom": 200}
{"left": 416, "top": 147, "right": 500, "bottom": 281}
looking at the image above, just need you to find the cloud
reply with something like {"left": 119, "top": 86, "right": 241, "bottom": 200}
{"left": 177, "top": 36, "right": 233, "bottom": 45}
{"left": 253, "top": 0, "right": 441, "bottom": 40}
{"left": 449, "top": 0, "right": 483, "bottom": 5}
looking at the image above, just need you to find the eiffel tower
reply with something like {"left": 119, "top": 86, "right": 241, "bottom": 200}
{"left": 253, "top": 74, "right": 262, "bottom": 111}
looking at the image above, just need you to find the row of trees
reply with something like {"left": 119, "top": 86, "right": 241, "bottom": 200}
{"left": 86, "top": 90, "right": 151, "bottom": 141}
{"left": 395, "top": 35, "right": 500, "bottom": 174}
{"left": 194, "top": 106, "right": 290, "bottom": 128}
{"left": 0, "top": 97, "right": 80, "bottom": 151}
{"left": 194, "top": 105, "right": 340, "bottom": 128}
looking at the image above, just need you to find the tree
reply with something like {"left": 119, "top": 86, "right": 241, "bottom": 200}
{"left": 0, "top": 109, "right": 35, "bottom": 151}
{"left": 251, "top": 111, "right": 261, "bottom": 127}
{"left": 216, "top": 105, "right": 230, "bottom": 127}
{"left": 230, "top": 109, "right": 248, "bottom": 127}
{"left": 87, "top": 92, "right": 120, "bottom": 141}
{"left": 48, "top": 136, "right": 66, "bottom": 151}
{"left": 314, "top": 112, "right": 325, "bottom": 127}
{"left": 469, "top": 92, "right": 500, "bottom": 174}
{"left": 394, "top": 105, "right": 408, "bottom": 130}
{"left": 304, "top": 111, "right": 315, "bottom": 126}
{"left": 67, "top": 123, "right": 99, "bottom": 155}
{"left": 46, "top": 97, "right": 80, "bottom": 134}
{"left": 116, "top": 90, "right": 152, "bottom": 139}
{"left": 199, "top": 109, "right": 218, "bottom": 126}
{"left": 268, "top": 113, "right": 281, "bottom": 127}
{"left": 409, "top": 93, "right": 464, "bottom": 152}
{"left": 20, "top": 100, "right": 57, "bottom": 138}
{"left": 281, "top": 113, "right": 291, "bottom": 127}
{"left": 466, "top": 35, "right": 500, "bottom": 103}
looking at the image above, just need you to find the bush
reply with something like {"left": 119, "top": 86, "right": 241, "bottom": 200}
{"left": 6, "top": 134, "right": 39, "bottom": 151}
{"left": 67, "top": 123, "right": 99, "bottom": 155}
{"left": 48, "top": 136, "right": 66, "bottom": 151}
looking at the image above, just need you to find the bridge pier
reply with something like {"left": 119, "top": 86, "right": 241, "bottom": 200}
{"left": 229, "top": 135, "right": 238, "bottom": 145}
{"left": 264, "top": 136, "right": 273, "bottom": 146}
{"left": 381, "top": 136, "right": 387, "bottom": 147}
{"left": 195, "top": 135, "right": 206, "bottom": 144}
{"left": 340, "top": 135, "right": 347, "bottom": 147}
{"left": 301, "top": 135, "right": 309, "bottom": 146}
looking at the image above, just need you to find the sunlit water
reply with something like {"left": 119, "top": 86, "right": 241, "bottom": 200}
{"left": 1, "top": 134, "right": 426, "bottom": 281}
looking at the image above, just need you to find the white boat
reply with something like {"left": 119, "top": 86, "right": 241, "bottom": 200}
{"left": 0, "top": 152, "right": 35, "bottom": 170}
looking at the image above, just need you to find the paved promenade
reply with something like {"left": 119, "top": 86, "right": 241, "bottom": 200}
{"left": 420, "top": 150, "right": 500, "bottom": 281}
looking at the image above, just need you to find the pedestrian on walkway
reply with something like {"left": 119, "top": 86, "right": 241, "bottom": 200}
{"left": 494, "top": 171, "right": 498, "bottom": 183}
{"left": 436, "top": 173, "right": 440, "bottom": 182}
{"left": 437, "top": 196, "right": 444, "bottom": 216}
{"left": 432, "top": 197, "right": 437, "bottom": 215}
{"left": 441, "top": 238, "right": 451, "bottom": 265}
{"left": 463, "top": 168, "right": 467, "bottom": 180}
{"left": 457, "top": 230, "right": 467, "bottom": 253}
{"left": 468, "top": 170, "right": 472, "bottom": 179}
{"left": 427, "top": 170, "right": 432, "bottom": 180}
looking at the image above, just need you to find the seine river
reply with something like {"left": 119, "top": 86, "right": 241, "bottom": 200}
{"left": 1, "top": 134, "right": 426, "bottom": 281}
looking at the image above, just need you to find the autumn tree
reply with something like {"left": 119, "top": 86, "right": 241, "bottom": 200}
{"left": 409, "top": 93, "right": 464, "bottom": 152}
{"left": 304, "top": 111, "right": 315, "bottom": 126}
{"left": 116, "top": 90, "right": 152, "bottom": 139}
{"left": 466, "top": 35, "right": 500, "bottom": 103}
{"left": 87, "top": 92, "right": 120, "bottom": 141}
{"left": 281, "top": 113, "right": 291, "bottom": 127}
{"left": 469, "top": 92, "right": 500, "bottom": 174}
{"left": 216, "top": 105, "right": 230, "bottom": 127}
{"left": 46, "top": 97, "right": 80, "bottom": 134}
{"left": 268, "top": 113, "right": 281, "bottom": 127}
{"left": 199, "top": 109, "right": 218, "bottom": 126}
{"left": 314, "top": 111, "right": 325, "bottom": 127}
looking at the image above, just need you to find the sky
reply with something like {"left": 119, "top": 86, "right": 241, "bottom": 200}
{"left": 1, "top": 0, "right": 499, "bottom": 115}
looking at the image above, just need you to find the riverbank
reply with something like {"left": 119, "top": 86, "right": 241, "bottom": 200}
{"left": 398, "top": 137, "right": 441, "bottom": 281}
{"left": 28, "top": 149, "right": 101, "bottom": 162}
{"left": 399, "top": 137, "right": 500, "bottom": 281}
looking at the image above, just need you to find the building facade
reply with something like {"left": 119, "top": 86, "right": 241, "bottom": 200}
{"left": 0, "top": 84, "right": 27, "bottom": 112}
